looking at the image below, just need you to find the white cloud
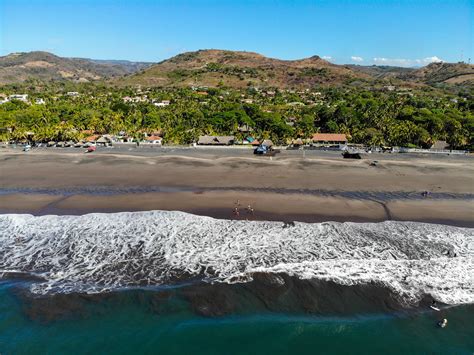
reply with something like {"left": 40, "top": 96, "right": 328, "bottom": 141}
{"left": 373, "top": 56, "right": 444, "bottom": 67}
{"left": 351, "top": 56, "right": 364, "bottom": 62}
{"left": 419, "top": 56, "right": 443, "bottom": 64}
{"left": 322, "top": 55, "right": 332, "bottom": 60}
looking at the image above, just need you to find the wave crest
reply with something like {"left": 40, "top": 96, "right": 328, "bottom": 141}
{"left": 0, "top": 211, "right": 473, "bottom": 304}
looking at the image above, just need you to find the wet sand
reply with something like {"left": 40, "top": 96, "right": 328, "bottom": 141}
{"left": 0, "top": 149, "right": 473, "bottom": 226}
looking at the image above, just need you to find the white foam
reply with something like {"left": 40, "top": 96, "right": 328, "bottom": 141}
{"left": 0, "top": 211, "right": 473, "bottom": 304}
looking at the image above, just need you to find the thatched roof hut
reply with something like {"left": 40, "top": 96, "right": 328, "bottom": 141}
{"left": 96, "top": 136, "right": 113, "bottom": 146}
{"left": 197, "top": 135, "right": 235, "bottom": 145}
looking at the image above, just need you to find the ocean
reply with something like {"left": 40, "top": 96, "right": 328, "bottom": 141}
{"left": 0, "top": 211, "right": 473, "bottom": 354}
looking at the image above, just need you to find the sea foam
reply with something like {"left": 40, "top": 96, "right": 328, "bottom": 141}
{"left": 0, "top": 211, "right": 473, "bottom": 304}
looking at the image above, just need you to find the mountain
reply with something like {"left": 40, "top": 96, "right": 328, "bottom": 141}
{"left": 404, "top": 62, "right": 474, "bottom": 85}
{"left": 118, "top": 49, "right": 370, "bottom": 88}
{"left": 0, "top": 51, "right": 152, "bottom": 84}
{"left": 1, "top": 50, "right": 472, "bottom": 89}
{"left": 346, "top": 65, "right": 416, "bottom": 80}
{"left": 349, "top": 62, "right": 474, "bottom": 87}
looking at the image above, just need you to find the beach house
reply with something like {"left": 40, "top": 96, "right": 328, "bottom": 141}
{"left": 312, "top": 133, "right": 348, "bottom": 145}
{"left": 96, "top": 136, "right": 113, "bottom": 147}
{"left": 144, "top": 135, "right": 163, "bottom": 145}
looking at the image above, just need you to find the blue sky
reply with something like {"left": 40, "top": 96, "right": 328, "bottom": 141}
{"left": 0, "top": 0, "right": 472, "bottom": 66}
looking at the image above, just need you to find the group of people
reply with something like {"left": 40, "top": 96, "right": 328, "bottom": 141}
{"left": 233, "top": 200, "right": 254, "bottom": 218}
{"left": 421, "top": 190, "right": 431, "bottom": 197}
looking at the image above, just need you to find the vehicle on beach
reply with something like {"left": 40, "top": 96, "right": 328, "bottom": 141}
{"left": 342, "top": 150, "right": 362, "bottom": 159}
{"left": 254, "top": 144, "right": 280, "bottom": 156}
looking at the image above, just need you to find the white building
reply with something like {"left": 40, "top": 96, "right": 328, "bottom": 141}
{"left": 154, "top": 100, "right": 170, "bottom": 107}
{"left": 66, "top": 92, "right": 79, "bottom": 97}
{"left": 144, "top": 135, "right": 162, "bottom": 145}
{"left": 35, "top": 98, "right": 45, "bottom": 105}
{"left": 9, "top": 94, "right": 28, "bottom": 102}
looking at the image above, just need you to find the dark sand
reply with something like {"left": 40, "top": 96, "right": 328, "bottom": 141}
{"left": 0, "top": 149, "right": 473, "bottom": 226}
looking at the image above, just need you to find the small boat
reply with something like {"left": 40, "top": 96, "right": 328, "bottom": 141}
{"left": 430, "top": 305, "right": 440, "bottom": 311}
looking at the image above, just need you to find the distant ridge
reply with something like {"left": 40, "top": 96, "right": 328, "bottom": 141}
{"left": 118, "top": 49, "right": 474, "bottom": 89}
{"left": 0, "top": 51, "right": 151, "bottom": 84}
{"left": 0, "top": 49, "right": 472, "bottom": 88}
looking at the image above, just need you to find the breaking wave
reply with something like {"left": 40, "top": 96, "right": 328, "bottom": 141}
{"left": 0, "top": 211, "right": 473, "bottom": 305}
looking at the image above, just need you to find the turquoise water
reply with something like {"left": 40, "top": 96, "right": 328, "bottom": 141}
{"left": 1, "top": 283, "right": 473, "bottom": 355}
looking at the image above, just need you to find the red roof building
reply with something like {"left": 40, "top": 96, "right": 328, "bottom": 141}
{"left": 85, "top": 135, "right": 100, "bottom": 142}
{"left": 312, "top": 133, "right": 347, "bottom": 144}
{"left": 145, "top": 135, "right": 162, "bottom": 142}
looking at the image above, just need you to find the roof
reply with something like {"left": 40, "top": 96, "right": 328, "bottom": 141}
{"left": 262, "top": 139, "right": 273, "bottom": 147}
{"left": 312, "top": 133, "right": 347, "bottom": 142}
{"left": 96, "top": 136, "right": 112, "bottom": 143}
{"left": 238, "top": 124, "right": 254, "bottom": 132}
{"left": 85, "top": 135, "right": 100, "bottom": 142}
{"left": 145, "top": 135, "right": 162, "bottom": 141}
{"left": 198, "top": 135, "right": 235, "bottom": 145}
{"left": 431, "top": 140, "right": 449, "bottom": 150}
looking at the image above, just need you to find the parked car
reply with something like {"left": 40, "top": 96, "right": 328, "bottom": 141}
{"left": 254, "top": 144, "right": 279, "bottom": 156}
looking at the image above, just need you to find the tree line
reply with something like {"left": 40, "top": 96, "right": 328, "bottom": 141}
{"left": 0, "top": 83, "right": 472, "bottom": 149}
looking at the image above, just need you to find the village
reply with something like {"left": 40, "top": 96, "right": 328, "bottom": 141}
{"left": 1, "top": 129, "right": 467, "bottom": 157}
{"left": 0, "top": 82, "right": 471, "bottom": 156}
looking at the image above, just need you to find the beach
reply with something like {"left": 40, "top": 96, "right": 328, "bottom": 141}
{"left": 1, "top": 147, "right": 474, "bottom": 354}
{"left": 1, "top": 147, "right": 473, "bottom": 226}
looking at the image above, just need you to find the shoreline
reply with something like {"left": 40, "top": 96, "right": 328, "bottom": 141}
{"left": 1, "top": 191, "right": 473, "bottom": 227}
{"left": 1, "top": 149, "right": 473, "bottom": 227}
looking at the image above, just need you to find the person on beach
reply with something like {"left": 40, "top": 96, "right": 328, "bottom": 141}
{"left": 437, "top": 318, "right": 448, "bottom": 328}
{"left": 246, "top": 205, "right": 254, "bottom": 215}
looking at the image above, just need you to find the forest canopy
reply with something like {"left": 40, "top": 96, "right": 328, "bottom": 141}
{"left": 0, "top": 82, "right": 472, "bottom": 149}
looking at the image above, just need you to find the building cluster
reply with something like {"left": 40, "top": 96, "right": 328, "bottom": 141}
{"left": 0, "top": 94, "right": 46, "bottom": 105}
{"left": 196, "top": 133, "right": 348, "bottom": 147}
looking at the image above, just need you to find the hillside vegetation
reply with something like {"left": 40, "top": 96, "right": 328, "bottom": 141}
{"left": 120, "top": 49, "right": 370, "bottom": 88}
{"left": 0, "top": 51, "right": 151, "bottom": 84}
{"left": 1, "top": 50, "right": 473, "bottom": 90}
{"left": 120, "top": 50, "right": 474, "bottom": 90}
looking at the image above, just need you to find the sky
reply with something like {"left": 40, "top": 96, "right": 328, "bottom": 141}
{"left": 0, "top": 0, "right": 472, "bottom": 66}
